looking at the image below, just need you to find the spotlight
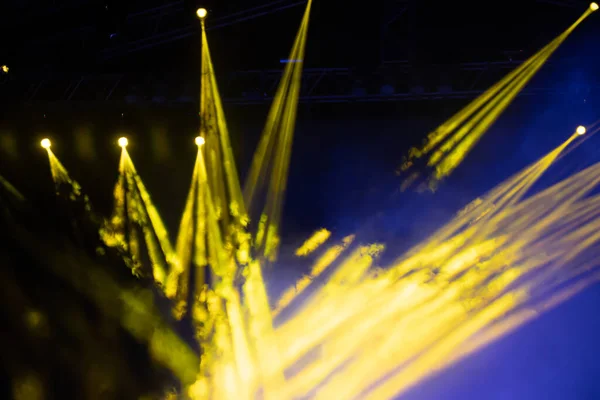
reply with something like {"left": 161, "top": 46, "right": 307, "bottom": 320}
{"left": 576, "top": 125, "right": 586, "bottom": 135}
{"left": 591, "top": 3, "right": 599, "bottom": 11}
{"left": 118, "top": 137, "right": 128, "bottom": 147}
{"left": 196, "top": 8, "right": 207, "bottom": 19}
{"left": 195, "top": 136, "right": 205, "bottom": 146}
{"left": 40, "top": 138, "right": 51, "bottom": 149}
{"left": 1, "top": 65, "right": 8, "bottom": 73}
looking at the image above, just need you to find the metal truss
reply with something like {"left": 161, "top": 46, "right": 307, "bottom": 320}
{"left": 220, "top": 60, "right": 598, "bottom": 104}
{"left": 97, "top": 0, "right": 583, "bottom": 62}
{"left": 3, "top": 58, "right": 597, "bottom": 106}
{"left": 2, "top": 1, "right": 595, "bottom": 106}
{"left": 7, "top": 1, "right": 308, "bottom": 63}
{"left": 534, "top": 0, "right": 582, "bottom": 7}
{"left": 6, "top": 0, "right": 584, "bottom": 66}
{"left": 100, "top": 0, "right": 308, "bottom": 59}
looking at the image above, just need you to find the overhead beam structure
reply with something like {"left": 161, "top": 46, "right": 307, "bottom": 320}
{"left": 6, "top": 0, "right": 308, "bottom": 62}
{"left": 5, "top": 0, "right": 578, "bottom": 65}
{"left": 534, "top": 0, "right": 580, "bottom": 7}
{"left": 101, "top": 0, "right": 308, "bottom": 59}
{"left": 2, "top": 0, "right": 595, "bottom": 107}
{"left": 2, "top": 59, "right": 598, "bottom": 106}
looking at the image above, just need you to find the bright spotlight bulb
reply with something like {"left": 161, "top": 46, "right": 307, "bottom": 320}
{"left": 195, "top": 136, "right": 205, "bottom": 146}
{"left": 196, "top": 8, "right": 208, "bottom": 18}
{"left": 591, "top": 3, "right": 599, "bottom": 11}
{"left": 576, "top": 125, "right": 587, "bottom": 135}
{"left": 40, "top": 138, "right": 51, "bottom": 149}
{"left": 118, "top": 137, "right": 128, "bottom": 147}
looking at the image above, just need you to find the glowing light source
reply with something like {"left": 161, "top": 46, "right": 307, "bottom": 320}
{"left": 1, "top": 65, "right": 8, "bottom": 73}
{"left": 398, "top": 6, "right": 595, "bottom": 191}
{"left": 31, "top": 0, "right": 600, "bottom": 396}
{"left": 196, "top": 8, "right": 208, "bottom": 19}
{"left": 40, "top": 138, "right": 51, "bottom": 149}
{"left": 591, "top": 2, "right": 599, "bottom": 11}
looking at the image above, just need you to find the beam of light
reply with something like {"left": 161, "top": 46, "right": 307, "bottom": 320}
{"left": 125, "top": 150, "right": 175, "bottom": 285}
{"left": 42, "top": 144, "right": 82, "bottom": 197}
{"left": 242, "top": 258, "right": 286, "bottom": 399}
{"left": 200, "top": 18, "right": 248, "bottom": 231}
{"left": 396, "top": 133, "right": 580, "bottom": 266}
{"left": 400, "top": 7, "right": 595, "bottom": 191}
{"left": 171, "top": 147, "right": 259, "bottom": 399}
{"left": 0, "top": 173, "right": 25, "bottom": 203}
{"left": 294, "top": 228, "right": 331, "bottom": 257}
{"left": 28, "top": 3, "right": 600, "bottom": 399}
{"left": 163, "top": 139, "right": 258, "bottom": 396}
{"left": 102, "top": 146, "right": 173, "bottom": 286}
{"left": 166, "top": 149, "right": 202, "bottom": 310}
{"left": 273, "top": 235, "right": 355, "bottom": 318}
{"left": 168, "top": 147, "right": 282, "bottom": 398}
{"left": 284, "top": 143, "right": 600, "bottom": 400}
{"left": 183, "top": 4, "right": 313, "bottom": 396}
{"left": 180, "top": 5, "right": 598, "bottom": 397}
{"left": 243, "top": 0, "right": 313, "bottom": 262}
{"left": 31, "top": 97, "right": 600, "bottom": 400}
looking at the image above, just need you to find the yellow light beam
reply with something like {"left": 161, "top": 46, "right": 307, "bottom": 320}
{"left": 200, "top": 21, "right": 248, "bottom": 229}
{"left": 274, "top": 234, "right": 355, "bottom": 318}
{"left": 295, "top": 228, "right": 331, "bottom": 257}
{"left": 245, "top": 0, "right": 313, "bottom": 262}
{"left": 265, "top": 138, "right": 600, "bottom": 399}
{"left": 401, "top": 7, "right": 594, "bottom": 189}
{"left": 103, "top": 145, "right": 174, "bottom": 285}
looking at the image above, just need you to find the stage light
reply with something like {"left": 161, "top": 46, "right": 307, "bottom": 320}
{"left": 576, "top": 126, "right": 586, "bottom": 135}
{"left": 118, "top": 137, "right": 128, "bottom": 147}
{"left": 41, "top": 138, "right": 51, "bottom": 149}
{"left": 195, "top": 136, "right": 205, "bottom": 146}
{"left": 196, "top": 8, "right": 207, "bottom": 19}
{"left": 591, "top": 3, "right": 599, "bottom": 11}
{"left": 1, "top": 65, "right": 8, "bottom": 73}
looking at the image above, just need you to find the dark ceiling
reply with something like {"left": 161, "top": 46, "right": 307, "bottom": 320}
{"left": 0, "top": 0, "right": 593, "bottom": 69}
{"left": 0, "top": 0, "right": 598, "bottom": 106}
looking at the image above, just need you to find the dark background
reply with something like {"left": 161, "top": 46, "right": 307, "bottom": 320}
{"left": 1, "top": 0, "right": 600, "bottom": 399}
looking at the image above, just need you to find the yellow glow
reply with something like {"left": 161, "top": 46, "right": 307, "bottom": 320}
{"left": 40, "top": 138, "right": 51, "bottom": 149}
{"left": 243, "top": 0, "right": 313, "bottom": 261}
{"left": 118, "top": 137, "right": 128, "bottom": 147}
{"left": 591, "top": 2, "right": 599, "bottom": 11}
{"left": 1, "top": 65, "right": 8, "bottom": 73}
{"left": 577, "top": 125, "right": 587, "bottom": 135}
{"left": 400, "top": 8, "right": 594, "bottom": 190}
{"left": 295, "top": 228, "right": 331, "bottom": 256}
{"left": 198, "top": 15, "right": 249, "bottom": 234}
{"left": 197, "top": 8, "right": 208, "bottom": 18}
{"left": 12, "top": 373, "right": 43, "bottom": 400}
{"left": 37, "top": 1, "right": 597, "bottom": 398}
{"left": 45, "top": 148, "right": 73, "bottom": 187}
{"left": 103, "top": 148, "right": 174, "bottom": 285}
